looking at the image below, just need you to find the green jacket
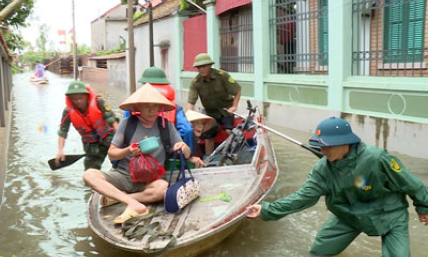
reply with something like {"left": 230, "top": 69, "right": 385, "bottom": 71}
{"left": 187, "top": 68, "right": 241, "bottom": 119}
{"left": 261, "top": 142, "right": 428, "bottom": 236}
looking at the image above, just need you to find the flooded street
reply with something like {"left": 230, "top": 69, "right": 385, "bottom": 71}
{"left": 1, "top": 72, "right": 428, "bottom": 257}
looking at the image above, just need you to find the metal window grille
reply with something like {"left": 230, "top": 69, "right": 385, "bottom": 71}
{"left": 352, "top": 0, "right": 427, "bottom": 77}
{"left": 219, "top": 5, "right": 254, "bottom": 73}
{"left": 269, "top": 0, "right": 329, "bottom": 74}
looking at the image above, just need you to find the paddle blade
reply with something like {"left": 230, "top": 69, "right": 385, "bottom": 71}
{"left": 47, "top": 154, "right": 85, "bottom": 170}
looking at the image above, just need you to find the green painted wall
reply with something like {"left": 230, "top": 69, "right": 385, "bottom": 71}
{"left": 178, "top": 0, "right": 428, "bottom": 124}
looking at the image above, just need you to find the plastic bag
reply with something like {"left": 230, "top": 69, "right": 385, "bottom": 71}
{"left": 129, "top": 153, "right": 165, "bottom": 183}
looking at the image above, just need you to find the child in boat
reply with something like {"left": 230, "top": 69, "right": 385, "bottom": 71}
{"left": 185, "top": 110, "right": 216, "bottom": 167}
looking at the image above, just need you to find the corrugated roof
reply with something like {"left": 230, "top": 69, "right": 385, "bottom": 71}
{"left": 90, "top": 51, "right": 126, "bottom": 60}
{"left": 133, "top": 0, "right": 180, "bottom": 27}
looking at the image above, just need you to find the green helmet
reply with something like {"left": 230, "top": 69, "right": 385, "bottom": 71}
{"left": 193, "top": 53, "right": 214, "bottom": 67}
{"left": 65, "top": 81, "right": 89, "bottom": 95}
{"left": 138, "top": 66, "right": 170, "bottom": 84}
{"left": 308, "top": 117, "right": 360, "bottom": 147}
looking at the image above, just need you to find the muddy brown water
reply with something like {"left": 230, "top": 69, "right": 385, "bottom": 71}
{"left": 0, "top": 72, "right": 427, "bottom": 257}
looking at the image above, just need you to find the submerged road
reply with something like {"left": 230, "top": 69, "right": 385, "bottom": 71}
{"left": 0, "top": 72, "right": 427, "bottom": 257}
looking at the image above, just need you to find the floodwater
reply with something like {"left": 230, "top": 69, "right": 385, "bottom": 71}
{"left": 1, "top": 72, "right": 428, "bottom": 257}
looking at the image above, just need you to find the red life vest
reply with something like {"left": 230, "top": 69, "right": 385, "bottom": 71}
{"left": 66, "top": 86, "right": 112, "bottom": 143}
{"left": 160, "top": 103, "right": 177, "bottom": 125}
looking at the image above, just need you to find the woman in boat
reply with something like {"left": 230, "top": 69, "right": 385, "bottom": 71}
{"left": 83, "top": 83, "right": 191, "bottom": 224}
{"left": 246, "top": 117, "right": 428, "bottom": 257}
{"left": 185, "top": 110, "right": 216, "bottom": 167}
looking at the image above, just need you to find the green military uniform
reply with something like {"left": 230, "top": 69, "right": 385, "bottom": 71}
{"left": 260, "top": 142, "right": 428, "bottom": 257}
{"left": 58, "top": 97, "right": 118, "bottom": 169}
{"left": 187, "top": 68, "right": 241, "bottom": 120}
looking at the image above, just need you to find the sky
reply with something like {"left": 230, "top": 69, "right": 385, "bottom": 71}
{"left": 20, "top": 0, "right": 122, "bottom": 50}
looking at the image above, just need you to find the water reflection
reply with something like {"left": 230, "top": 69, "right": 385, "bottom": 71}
{"left": 1, "top": 72, "right": 427, "bottom": 257}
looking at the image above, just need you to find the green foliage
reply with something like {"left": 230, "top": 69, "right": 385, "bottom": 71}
{"left": 133, "top": 10, "right": 143, "bottom": 20}
{"left": 178, "top": 0, "right": 205, "bottom": 11}
{"left": 3, "top": 31, "right": 24, "bottom": 53}
{"left": 35, "top": 24, "right": 49, "bottom": 54}
{"left": 179, "top": 0, "right": 189, "bottom": 10}
{"left": 77, "top": 44, "right": 92, "bottom": 55}
{"left": 0, "top": 0, "right": 34, "bottom": 27}
{"left": 1, "top": 0, "right": 35, "bottom": 56}
{"left": 96, "top": 44, "right": 126, "bottom": 56}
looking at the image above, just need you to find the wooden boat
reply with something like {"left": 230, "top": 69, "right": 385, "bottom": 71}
{"left": 29, "top": 76, "right": 49, "bottom": 84}
{"left": 87, "top": 108, "right": 278, "bottom": 256}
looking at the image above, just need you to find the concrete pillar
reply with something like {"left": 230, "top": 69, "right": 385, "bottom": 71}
{"left": 327, "top": 0, "right": 352, "bottom": 111}
{"left": 203, "top": 0, "right": 220, "bottom": 67}
{"left": 252, "top": 0, "right": 270, "bottom": 101}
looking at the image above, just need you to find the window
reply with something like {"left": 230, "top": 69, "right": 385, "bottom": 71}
{"left": 219, "top": 5, "right": 254, "bottom": 73}
{"left": 318, "top": 0, "right": 329, "bottom": 66}
{"left": 270, "top": 0, "right": 329, "bottom": 74}
{"left": 384, "top": 0, "right": 426, "bottom": 63}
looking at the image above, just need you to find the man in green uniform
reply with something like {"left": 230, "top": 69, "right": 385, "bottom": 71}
{"left": 187, "top": 53, "right": 241, "bottom": 154}
{"left": 55, "top": 81, "right": 119, "bottom": 170}
{"left": 247, "top": 117, "right": 428, "bottom": 257}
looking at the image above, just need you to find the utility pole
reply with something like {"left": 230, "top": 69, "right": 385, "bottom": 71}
{"left": 72, "top": 0, "right": 77, "bottom": 80}
{"left": 127, "top": 0, "right": 136, "bottom": 93}
{"left": 148, "top": 1, "right": 154, "bottom": 66}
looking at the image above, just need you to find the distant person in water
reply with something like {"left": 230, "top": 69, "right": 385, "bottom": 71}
{"left": 34, "top": 61, "right": 46, "bottom": 78}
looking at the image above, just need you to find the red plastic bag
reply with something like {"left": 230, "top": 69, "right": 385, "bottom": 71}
{"left": 129, "top": 153, "right": 166, "bottom": 183}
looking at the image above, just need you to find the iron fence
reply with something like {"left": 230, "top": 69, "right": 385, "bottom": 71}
{"left": 219, "top": 5, "right": 254, "bottom": 73}
{"left": 269, "top": 0, "right": 329, "bottom": 75}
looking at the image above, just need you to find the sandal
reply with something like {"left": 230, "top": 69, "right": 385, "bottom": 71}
{"left": 113, "top": 207, "right": 150, "bottom": 224}
{"left": 100, "top": 195, "right": 120, "bottom": 207}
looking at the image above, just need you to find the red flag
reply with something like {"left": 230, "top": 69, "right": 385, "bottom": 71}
{"left": 58, "top": 30, "right": 66, "bottom": 35}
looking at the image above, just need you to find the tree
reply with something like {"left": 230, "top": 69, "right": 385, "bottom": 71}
{"left": 0, "top": 0, "right": 34, "bottom": 27}
{"left": 0, "top": 0, "right": 35, "bottom": 54}
{"left": 35, "top": 24, "right": 49, "bottom": 55}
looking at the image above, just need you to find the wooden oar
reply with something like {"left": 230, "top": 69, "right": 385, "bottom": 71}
{"left": 232, "top": 111, "right": 323, "bottom": 159}
{"left": 47, "top": 154, "right": 85, "bottom": 170}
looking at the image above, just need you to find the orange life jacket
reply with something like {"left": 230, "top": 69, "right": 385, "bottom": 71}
{"left": 66, "top": 86, "right": 112, "bottom": 143}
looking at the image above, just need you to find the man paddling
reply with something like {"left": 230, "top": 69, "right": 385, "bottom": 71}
{"left": 247, "top": 117, "right": 428, "bottom": 256}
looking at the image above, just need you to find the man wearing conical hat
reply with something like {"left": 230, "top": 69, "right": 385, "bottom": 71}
{"left": 185, "top": 110, "right": 216, "bottom": 167}
{"left": 83, "top": 83, "right": 191, "bottom": 224}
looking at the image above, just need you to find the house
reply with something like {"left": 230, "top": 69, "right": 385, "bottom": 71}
{"left": 91, "top": 3, "right": 140, "bottom": 52}
{"left": 133, "top": 0, "right": 181, "bottom": 90}
{"left": 92, "top": 0, "right": 428, "bottom": 158}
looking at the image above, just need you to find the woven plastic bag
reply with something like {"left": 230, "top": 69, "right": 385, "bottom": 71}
{"left": 129, "top": 153, "right": 165, "bottom": 183}
{"left": 164, "top": 151, "right": 200, "bottom": 214}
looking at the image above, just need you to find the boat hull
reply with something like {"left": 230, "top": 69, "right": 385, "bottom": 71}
{"left": 87, "top": 126, "right": 278, "bottom": 256}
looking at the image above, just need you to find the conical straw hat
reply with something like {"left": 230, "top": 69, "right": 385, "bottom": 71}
{"left": 120, "top": 83, "right": 175, "bottom": 112}
{"left": 185, "top": 110, "right": 216, "bottom": 133}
